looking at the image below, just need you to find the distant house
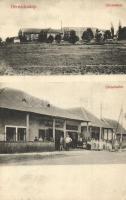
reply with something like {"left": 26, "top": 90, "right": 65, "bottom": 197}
{"left": 67, "top": 107, "right": 114, "bottom": 141}
{"left": 18, "top": 28, "right": 45, "bottom": 41}
{"left": 14, "top": 37, "right": 20, "bottom": 44}
{"left": 47, "top": 28, "right": 63, "bottom": 38}
{"left": 102, "top": 118, "right": 126, "bottom": 141}
{"left": 18, "top": 28, "right": 62, "bottom": 42}
{"left": 63, "top": 27, "right": 97, "bottom": 40}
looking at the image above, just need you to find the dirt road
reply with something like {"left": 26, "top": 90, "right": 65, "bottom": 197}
{"left": 0, "top": 150, "right": 126, "bottom": 165}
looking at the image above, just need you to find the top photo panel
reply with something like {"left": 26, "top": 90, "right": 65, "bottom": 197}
{"left": 0, "top": 0, "right": 126, "bottom": 75}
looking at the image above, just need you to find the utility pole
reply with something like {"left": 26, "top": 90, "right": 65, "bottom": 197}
{"left": 120, "top": 107, "right": 123, "bottom": 148}
{"left": 100, "top": 103, "right": 102, "bottom": 120}
{"left": 61, "top": 20, "right": 63, "bottom": 32}
{"left": 99, "top": 103, "right": 102, "bottom": 141}
{"left": 116, "top": 105, "right": 123, "bottom": 149}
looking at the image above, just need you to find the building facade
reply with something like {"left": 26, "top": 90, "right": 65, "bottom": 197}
{"left": 18, "top": 28, "right": 62, "bottom": 42}
{"left": 0, "top": 88, "right": 88, "bottom": 150}
{"left": 68, "top": 107, "right": 115, "bottom": 142}
{"left": 0, "top": 88, "right": 126, "bottom": 152}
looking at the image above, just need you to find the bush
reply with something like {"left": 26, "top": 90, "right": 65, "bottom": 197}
{"left": 38, "top": 31, "right": 47, "bottom": 42}
{"left": 55, "top": 34, "right": 62, "bottom": 43}
{"left": 68, "top": 30, "right": 79, "bottom": 44}
{"left": 82, "top": 28, "right": 94, "bottom": 42}
{"left": 47, "top": 35, "right": 54, "bottom": 43}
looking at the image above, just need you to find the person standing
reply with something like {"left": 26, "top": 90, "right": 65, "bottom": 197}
{"left": 60, "top": 136, "right": 64, "bottom": 151}
{"left": 96, "top": 139, "right": 99, "bottom": 151}
{"left": 65, "top": 135, "right": 72, "bottom": 151}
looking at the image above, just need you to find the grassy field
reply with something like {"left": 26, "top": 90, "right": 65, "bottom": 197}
{"left": 0, "top": 43, "right": 126, "bottom": 75}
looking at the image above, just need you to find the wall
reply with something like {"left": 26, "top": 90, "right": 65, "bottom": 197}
{"left": 0, "top": 109, "right": 82, "bottom": 142}
{"left": 103, "top": 128, "right": 113, "bottom": 141}
{"left": 29, "top": 114, "right": 53, "bottom": 141}
{"left": 81, "top": 126, "right": 91, "bottom": 138}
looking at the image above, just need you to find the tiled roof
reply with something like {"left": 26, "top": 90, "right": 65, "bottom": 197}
{"left": 103, "top": 118, "right": 126, "bottom": 134}
{"left": 67, "top": 107, "right": 111, "bottom": 128}
{"left": 0, "top": 88, "right": 87, "bottom": 122}
{"left": 20, "top": 28, "right": 61, "bottom": 34}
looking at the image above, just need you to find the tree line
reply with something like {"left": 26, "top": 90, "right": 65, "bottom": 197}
{"left": 1, "top": 23, "right": 126, "bottom": 45}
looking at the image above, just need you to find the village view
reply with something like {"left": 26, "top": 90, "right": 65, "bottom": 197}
{"left": 0, "top": 22, "right": 126, "bottom": 44}
{"left": 0, "top": 83, "right": 126, "bottom": 165}
{"left": 0, "top": 22, "right": 126, "bottom": 75}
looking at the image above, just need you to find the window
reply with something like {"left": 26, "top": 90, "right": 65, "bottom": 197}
{"left": 66, "top": 125, "right": 78, "bottom": 131}
{"left": 39, "top": 129, "right": 45, "bottom": 140}
{"left": 104, "top": 130, "right": 108, "bottom": 140}
{"left": 46, "top": 129, "right": 53, "bottom": 141}
{"left": 108, "top": 130, "right": 112, "bottom": 140}
{"left": 6, "top": 127, "right": 16, "bottom": 142}
{"left": 40, "top": 119, "right": 53, "bottom": 127}
{"left": 55, "top": 119, "right": 64, "bottom": 128}
{"left": 39, "top": 129, "right": 53, "bottom": 142}
{"left": 5, "top": 126, "right": 26, "bottom": 142}
{"left": 17, "top": 128, "right": 26, "bottom": 141}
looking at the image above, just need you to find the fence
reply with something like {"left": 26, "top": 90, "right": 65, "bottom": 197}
{"left": 0, "top": 141, "right": 55, "bottom": 154}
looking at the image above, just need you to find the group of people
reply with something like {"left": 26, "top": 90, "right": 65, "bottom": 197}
{"left": 57, "top": 135, "right": 72, "bottom": 151}
{"left": 34, "top": 134, "right": 73, "bottom": 151}
{"left": 34, "top": 135, "right": 120, "bottom": 152}
{"left": 86, "top": 138, "right": 120, "bottom": 151}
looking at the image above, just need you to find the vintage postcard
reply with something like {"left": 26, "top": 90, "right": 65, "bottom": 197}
{"left": 0, "top": 76, "right": 126, "bottom": 200}
{"left": 0, "top": 76, "right": 126, "bottom": 163}
{"left": 0, "top": 0, "right": 126, "bottom": 75}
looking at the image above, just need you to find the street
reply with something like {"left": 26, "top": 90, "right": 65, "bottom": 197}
{"left": 0, "top": 150, "right": 126, "bottom": 165}
{"left": 0, "top": 150, "right": 126, "bottom": 200}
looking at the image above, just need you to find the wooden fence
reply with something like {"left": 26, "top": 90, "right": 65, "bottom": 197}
{"left": 0, "top": 141, "right": 55, "bottom": 154}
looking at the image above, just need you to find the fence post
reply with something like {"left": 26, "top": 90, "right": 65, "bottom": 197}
{"left": 53, "top": 118, "right": 55, "bottom": 142}
{"left": 26, "top": 113, "right": 30, "bottom": 141}
{"left": 16, "top": 127, "right": 18, "bottom": 141}
{"left": 99, "top": 127, "right": 102, "bottom": 140}
{"left": 63, "top": 120, "right": 66, "bottom": 138}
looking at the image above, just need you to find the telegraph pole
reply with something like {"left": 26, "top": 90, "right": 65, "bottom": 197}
{"left": 99, "top": 103, "right": 102, "bottom": 141}
{"left": 61, "top": 20, "right": 63, "bottom": 32}
{"left": 120, "top": 106, "right": 123, "bottom": 148}
{"left": 100, "top": 103, "right": 102, "bottom": 120}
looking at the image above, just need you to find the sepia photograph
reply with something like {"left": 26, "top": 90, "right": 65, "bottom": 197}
{"left": 0, "top": 0, "right": 126, "bottom": 198}
{"left": 0, "top": 0, "right": 126, "bottom": 75}
{"left": 0, "top": 77, "right": 126, "bottom": 200}
{"left": 0, "top": 77, "right": 126, "bottom": 165}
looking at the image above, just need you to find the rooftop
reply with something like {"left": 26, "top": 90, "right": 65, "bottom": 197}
{"left": 102, "top": 118, "right": 126, "bottom": 134}
{"left": 0, "top": 88, "right": 88, "bottom": 122}
{"left": 67, "top": 107, "right": 111, "bottom": 128}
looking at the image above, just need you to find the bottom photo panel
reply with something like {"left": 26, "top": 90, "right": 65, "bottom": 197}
{"left": 0, "top": 77, "right": 126, "bottom": 165}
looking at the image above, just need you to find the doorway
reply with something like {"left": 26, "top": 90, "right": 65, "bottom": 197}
{"left": 55, "top": 130, "right": 64, "bottom": 150}
{"left": 68, "top": 132, "right": 78, "bottom": 148}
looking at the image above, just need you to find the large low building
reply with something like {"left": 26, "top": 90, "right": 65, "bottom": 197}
{"left": 18, "top": 28, "right": 62, "bottom": 42}
{"left": 68, "top": 107, "right": 114, "bottom": 141}
{"left": 0, "top": 88, "right": 89, "bottom": 147}
{"left": 0, "top": 88, "right": 125, "bottom": 152}
{"left": 63, "top": 27, "right": 97, "bottom": 40}
{"left": 102, "top": 118, "right": 126, "bottom": 141}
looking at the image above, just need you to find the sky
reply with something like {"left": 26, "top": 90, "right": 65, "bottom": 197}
{"left": 0, "top": 78, "right": 126, "bottom": 127}
{"left": 0, "top": 0, "right": 126, "bottom": 39}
